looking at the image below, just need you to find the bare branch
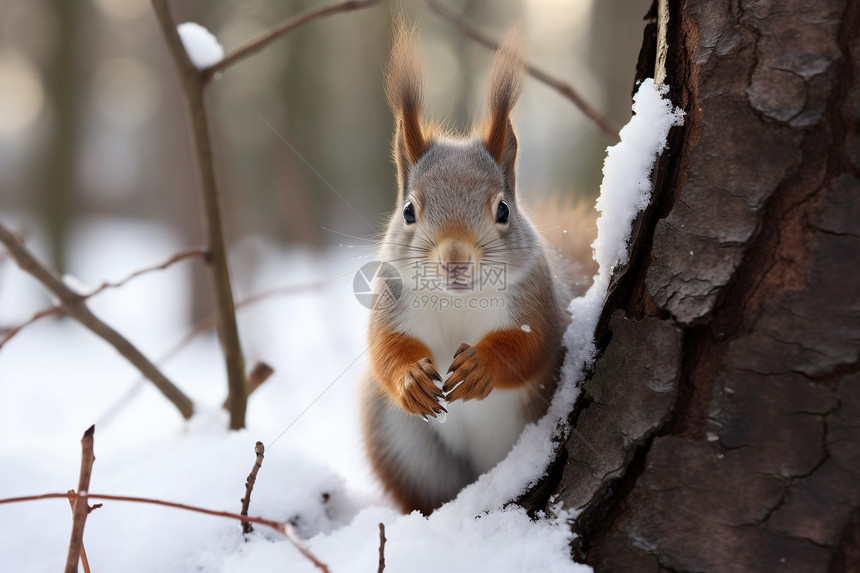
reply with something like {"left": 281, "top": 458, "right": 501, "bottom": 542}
{"left": 246, "top": 362, "right": 275, "bottom": 392}
{"left": 240, "top": 441, "right": 266, "bottom": 535}
{"left": 97, "top": 282, "right": 323, "bottom": 428}
{"left": 151, "top": 0, "right": 247, "bottom": 429}
{"left": 66, "top": 496, "right": 92, "bottom": 573}
{"left": 201, "top": 0, "right": 383, "bottom": 82}
{"left": 234, "top": 281, "right": 329, "bottom": 310}
{"left": 0, "top": 221, "right": 194, "bottom": 419}
{"left": 1, "top": 306, "right": 60, "bottom": 350}
{"left": 64, "top": 426, "right": 96, "bottom": 573}
{"left": 1, "top": 492, "right": 329, "bottom": 572}
{"left": 378, "top": 522, "right": 386, "bottom": 573}
{"left": 2, "top": 492, "right": 286, "bottom": 530}
{"left": 222, "top": 362, "right": 275, "bottom": 410}
{"left": 0, "top": 247, "right": 206, "bottom": 350}
{"left": 284, "top": 524, "right": 331, "bottom": 573}
{"left": 424, "top": 0, "right": 621, "bottom": 139}
{"left": 83, "top": 247, "right": 207, "bottom": 299}
{"left": 166, "top": 281, "right": 327, "bottom": 370}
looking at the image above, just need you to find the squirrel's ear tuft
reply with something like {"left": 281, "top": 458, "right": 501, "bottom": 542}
{"left": 482, "top": 26, "right": 525, "bottom": 194}
{"left": 387, "top": 22, "right": 428, "bottom": 193}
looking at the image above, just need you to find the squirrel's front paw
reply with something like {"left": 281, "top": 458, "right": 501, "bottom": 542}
{"left": 398, "top": 358, "right": 447, "bottom": 418}
{"left": 443, "top": 343, "right": 493, "bottom": 402}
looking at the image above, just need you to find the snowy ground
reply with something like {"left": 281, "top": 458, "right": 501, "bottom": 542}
{"left": 0, "top": 79, "right": 681, "bottom": 572}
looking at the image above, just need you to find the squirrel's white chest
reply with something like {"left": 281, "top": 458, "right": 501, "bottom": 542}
{"left": 433, "top": 389, "right": 531, "bottom": 473}
{"left": 399, "top": 290, "right": 507, "bottom": 362}
{"left": 397, "top": 290, "right": 531, "bottom": 472}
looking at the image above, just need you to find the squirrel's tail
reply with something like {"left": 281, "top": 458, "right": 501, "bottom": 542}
{"left": 524, "top": 197, "right": 598, "bottom": 299}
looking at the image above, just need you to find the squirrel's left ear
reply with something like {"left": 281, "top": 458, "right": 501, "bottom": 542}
{"left": 387, "top": 22, "right": 429, "bottom": 199}
{"left": 482, "top": 27, "right": 525, "bottom": 197}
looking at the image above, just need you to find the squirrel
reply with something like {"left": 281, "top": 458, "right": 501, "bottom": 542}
{"left": 360, "top": 26, "right": 592, "bottom": 515}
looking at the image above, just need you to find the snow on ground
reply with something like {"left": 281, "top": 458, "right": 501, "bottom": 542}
{"left": 0, "top": 79, "right": 681, "bottom": 572}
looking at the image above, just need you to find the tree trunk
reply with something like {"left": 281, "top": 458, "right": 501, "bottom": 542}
{"left": 523, "top": 1, "right": 860, "bottom": 571}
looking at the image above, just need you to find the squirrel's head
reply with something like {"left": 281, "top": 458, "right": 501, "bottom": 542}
{"left": 383, "top": 24, "right": 539, "bottom": 294}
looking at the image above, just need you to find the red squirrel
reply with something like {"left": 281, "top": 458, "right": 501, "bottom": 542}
{"left": 360, "top": 26, "right": 589, "bottom": 514}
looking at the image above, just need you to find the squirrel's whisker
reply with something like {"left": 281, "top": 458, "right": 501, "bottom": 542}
{"left": 322, "top": 227, "right": 385, "bottom": 243}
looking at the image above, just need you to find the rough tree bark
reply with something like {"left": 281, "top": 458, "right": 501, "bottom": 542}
{"left": 522, "top": 1, "right": 860, "bottom": 571}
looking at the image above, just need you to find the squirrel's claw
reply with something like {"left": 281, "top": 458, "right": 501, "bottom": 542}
{"left": 445, "top": 373, "right": 492, "bottom": 402}
{"left": 444, "top": 343, "right": 493, "bottom": 401}
{"left": 418, "top": 357, "right": 443, "bottom": 382}
{"left": 399, "top": 358, "right": 446, "bottom": 418}
{"left": 447, "top": 343, "right": 477, "bottom": 376}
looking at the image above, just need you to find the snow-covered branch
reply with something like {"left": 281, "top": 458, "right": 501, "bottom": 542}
{"left": 151, "top": 0, "right": 248, "bottom": 429}
{"left": 200, "top": 0, "right": 383, "bottom": 82}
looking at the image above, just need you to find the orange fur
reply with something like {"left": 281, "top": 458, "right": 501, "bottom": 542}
{"left": 438, "top": 223, "right": 476, "bottom": 245}
{"left": 442, "top": 326, "right": 550, "bottom": 402}
{"left": 368, "top": 321, "right": 446, "bottom": 417}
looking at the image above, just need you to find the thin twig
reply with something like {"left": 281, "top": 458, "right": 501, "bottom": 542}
{"left": 2, "top": 493, "right": 285, "bottom": 530}
{"left": 66, "top": 496, "right": 92, "bottom": 573}
{"left": 0, "top": 247, "right": 206, "bottom": 350}
{"left": 80, "top": 247, "right": 206, "bottom": 299}
{"left": 1, "top": 492, "right": 330, "bottom": 573}
{"left": 200, "top": 0, "right": 383, "bottom": 82}
{"left": 64, "top": 426, "right": 96, "bottom": 573}
{"left": 0, "top": 221, "right": 194, "bottom": 419}
{"left": 284, "top": 524, "right": 331, "bottom": 573}
{"left": 246, "top": 362, "right": 275, "bottom": 392}
{"left": 223, "top": 362, "right": 275, "bottom": 410}
{"left": 234, "top": 281, "right": 329, "bottom": 310}
{"left": 97, "top": 281, "right": 325, "bottom": 428}
{"left": 163, "top": 280, "right": 328, "bottom": 368}
{"left": 240, "top": 441, "right": 265, "bottom": 535}
{"left": 424, "top": 0, "right": 621, "bottom": 139}
{"left": 378, "top": 522, "right": 386, "bottom": 573}
{"left": 152, "top": 0, "right": 248, "bottom": 429}
{"left": 0, "top": 306, "right": 58, "bottom": 349}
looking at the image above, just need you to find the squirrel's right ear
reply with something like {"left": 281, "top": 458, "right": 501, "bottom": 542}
{"left": 482, "top": 27, "right": 525, "bottom": 196}
{"left": 386, "top": 23, "right": 428, "bottom": 196}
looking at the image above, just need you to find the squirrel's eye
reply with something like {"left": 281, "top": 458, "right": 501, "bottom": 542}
{"left": 403, "top": 201, "right": 416, "bottom": 224}
{"left": 495, "top": 200, "right": 510, "bottom": 224}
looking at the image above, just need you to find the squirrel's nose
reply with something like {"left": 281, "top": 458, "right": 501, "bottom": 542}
{"left": 436, "top": 238, "right": 474, "bottom": 278}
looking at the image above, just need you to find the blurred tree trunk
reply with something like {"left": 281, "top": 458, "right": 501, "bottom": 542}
{"left": 522, "top": 1, "right": 860, "bottom": 571}
{"left": 39, "top": 0, "right": 82, "bottom": 272}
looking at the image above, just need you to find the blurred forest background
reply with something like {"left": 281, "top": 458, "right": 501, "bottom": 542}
{"left": 0, "top": 0, "right": 649, "bottom": 322}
